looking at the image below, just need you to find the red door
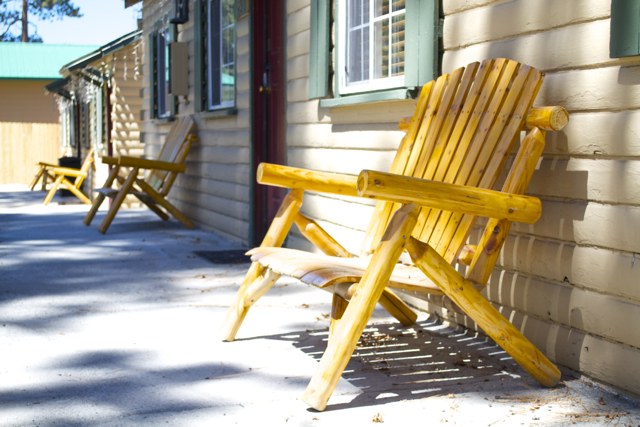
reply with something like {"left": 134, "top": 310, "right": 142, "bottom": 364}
{"left": 252, "top": 1, "right": 286, "bottom": 245}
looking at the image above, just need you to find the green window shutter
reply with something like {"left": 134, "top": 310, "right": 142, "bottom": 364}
{"left": 169, "top": 24, "right": 178, "bottom": 116}
{"left": 309, "top": 0, "right": 330, "bottom": 99}
{"left": 610, "top": 0, "right": 640, "bottom": 58}
{"left": 149, "top": 32, "right": 158, "bottom": 119}
{"left": 193, "top": 0, "right": 206, "bottom": 112}
{"left": 405, "top": 0, "right": 440, "bottom": 87}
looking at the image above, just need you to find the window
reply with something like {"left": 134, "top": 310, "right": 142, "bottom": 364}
{"left": 339, "top": 0, "right": 406, "bottom": 94}
{"left": 156, "top": 27, "right": 172, "bottom": 118}
{"left": 149, "top": 25, "right": 176, "bottom": 119}
{"left": 310, "top": 0, "right": 440, "bottom": 104}
{"left": 195, "top": 0, "right": 236, "bottom": 112}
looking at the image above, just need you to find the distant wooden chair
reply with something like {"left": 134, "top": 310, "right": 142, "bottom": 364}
{"left": 30, "top": 148, "right": 95, "bottom": 205}
{"left": 221, "top": 59, "right": 569, "bottom": 411}
{"left": 83, "top": 115, "right": 197, "bottom": 234}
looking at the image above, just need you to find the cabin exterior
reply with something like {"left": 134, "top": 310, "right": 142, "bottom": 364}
{"left": 132, "top": 0, "right": 640, "bottom": 397}
{"left": 46, "top": 30, "right": 144, "bottom": 197}
{"left": 0, "top": 43, "right": 96, "bottom": 184}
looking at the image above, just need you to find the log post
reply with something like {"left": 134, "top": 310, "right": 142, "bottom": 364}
{"left": 302, "top": 204, "right": 420, "bottom": 411}
{"left": 406, "top": 237, "right": 561, "bottom": 388}
{"left": 221, "top": 189, "right": 304, "bottom": 341}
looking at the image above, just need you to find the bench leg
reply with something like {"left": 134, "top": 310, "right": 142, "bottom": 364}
{"left": 221, "top": 263, "right": 280, "bottom": 341}
{"left": 406, "top": 237, "right": 561, "bottom": 388}
{"left": 302, "top": 204, "right": 419, "bottom": 411}
{"left": 29, "top": 166, "right": 45, "bottom": 191}
{"left": 98, "top": 169, "right": 138, "bottom": 234}
{"left": 85, "top": 166, "right": 121, "bottom": 226}
{"left": 222, "top": 189, "right": 304, "bottom": 341}
{"left": 43, "top": 175, "right": 64, "bottom": 205}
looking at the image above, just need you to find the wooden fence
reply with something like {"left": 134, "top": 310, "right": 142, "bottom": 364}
{"left": 0, "top": 122, "right": 61, "bottom": 185}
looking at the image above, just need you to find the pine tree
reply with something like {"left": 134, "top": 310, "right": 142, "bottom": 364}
{"left": 0, "top": 0, "right": 81, "bottom": 42}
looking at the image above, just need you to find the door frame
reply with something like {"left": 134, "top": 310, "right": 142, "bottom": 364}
{"left": 250, "top": 1, "right": 287, "bottom": 245}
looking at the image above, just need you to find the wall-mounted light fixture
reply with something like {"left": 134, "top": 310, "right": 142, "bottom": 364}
{"left": 170, "top": 0, "right": 189, "bottom": 24}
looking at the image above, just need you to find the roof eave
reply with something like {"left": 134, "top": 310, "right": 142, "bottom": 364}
{"left": 61, "top": 29, "right": 143, "bottom": 73}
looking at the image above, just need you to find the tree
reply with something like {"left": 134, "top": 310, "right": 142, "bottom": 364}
{"left": 0, "top": 0, "right": 81, "bottom": 42}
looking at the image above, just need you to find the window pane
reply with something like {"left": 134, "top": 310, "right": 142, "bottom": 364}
{"left": 374, "top": 0, "right": 388, "bottom": 17}
{"left": 346, "top": 0, "right": 369, "bottom": 84}
{"left": 391, "top": 13, "right": 405, "bottom": 76}
{"left": 373, "top": 18, "right": 388, "bottom": 78}
{"left": 207, "top": 0, "right": 235, "bottom": 109}
{"left": 156, "top": 29, "right": 171, "bottom": 117}
{"left": 343, "top": 0, "right": 404, "bottom": 91}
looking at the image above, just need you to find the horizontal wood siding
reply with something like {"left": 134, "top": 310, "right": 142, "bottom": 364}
{"left": 140, "top": 0, "right": 251, "bottom": 244}
{"left": 281, "top": 0, "right": 640, "bottom": 398}
{"left": 438, "top": 0, "right": 640, "bottom": 397}
{"left": 0, "top": 122, "right": 60, "bottom": 184}
{"left": 134, "top": 0, "right": 640, "bottom": 397}
{"left": 108, "top": 41, "right": 144, "bottom": 159}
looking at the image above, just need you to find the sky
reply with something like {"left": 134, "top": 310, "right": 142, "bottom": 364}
{"left": 32, "top": 1, "right": 142, "bottom": 46}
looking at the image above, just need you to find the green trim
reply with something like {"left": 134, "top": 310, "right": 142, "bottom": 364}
{"left": 405, "top": 0, "right": 439, "bottom": 86}
{"left": 169, "top": 24, "right": 178, "bottom": 117}
{"left": 610, "top": 0, "right": 640, "bottom": 58}
{"left": 320, "top": 88, "right": 413, "bottom": 108}
{"left": 149, "top": 32, "right": 158, "bottom": 119}
{"left": 63, "top": 30, "right": 142, "bottom": 72}
{"left": 199, "top": 107, "right": 238, "bottom": 119}
{"left": 319, "top": 0, "right": 439, "bottom": 104}
{"left": 193, "top": 0, "right": 205, "bottom": 112}
{"left": 309, "top": 0, "right": 331, "bottom": 99}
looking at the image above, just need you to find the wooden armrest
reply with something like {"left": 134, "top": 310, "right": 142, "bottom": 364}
{"left": 257, "top": 163, "right": 359, "bottom": 197}
{"left": 102, "top": 155, "right": 186, "bottom": 172}
{"left": 36, "top": 161, "right": 59, "bottom": 168}
{"left": 101, "top": 156, "right": 119, "bottom": 166}
{"left": 50, "top": 166, "right": 87, "bottom": 177}
{"left": 526, "top": 106, "right": 569, "bottom": 131}
{"left": 356, "top": 170, "right": 541, "bottom": 223}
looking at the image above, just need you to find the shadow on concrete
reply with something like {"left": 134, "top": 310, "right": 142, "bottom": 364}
{"left": 243, "top": 315, "right": 551, "bottom": 411}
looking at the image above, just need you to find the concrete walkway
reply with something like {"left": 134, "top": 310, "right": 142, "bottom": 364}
{"left": 1, "top": 186, "right": 638, "bottom": 426}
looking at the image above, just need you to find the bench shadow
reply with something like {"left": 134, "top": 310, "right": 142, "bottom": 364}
{"left": 246, "top": 314, "right": 553, "bottom": 411}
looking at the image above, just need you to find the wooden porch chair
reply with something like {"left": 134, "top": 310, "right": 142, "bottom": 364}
{"left": 83, "top": 115, "right": 197, "bottom": 234}
{"left": 31, "top": 148, "right": 95, "bottom": 205}
{"left": 222, "top": 59, "right": 569, "bottom": 411}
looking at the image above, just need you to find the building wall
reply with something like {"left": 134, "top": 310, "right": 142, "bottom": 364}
{"left": 107, "top": 40, "right": 144, "bottom": 158}
{"left": 140, "top": 0, "right": 252, "bottom": 244}
{"left": 136, "top": 0, "right": 640, "bottom": 397}
{"left": 431, "top": 0, "right": 640, "bottom": 396}
{"left": 90, "top": 39, "right": 145, "bottom": 198}
{"left": 0, "top": 79, "right": 59, "bottom": 123}
{"left": 0, "top": 79, "right": 61, "bottom": 184}
{"left": 284, "top": 0, "right": 640, "bottom": 397}
{"left": 285, "top": 0, "right": 418, "bottom": 255}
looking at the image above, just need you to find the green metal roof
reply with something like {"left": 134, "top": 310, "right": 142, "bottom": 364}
{"left": 0, "top": 43, "right": 99, "bottom": 80}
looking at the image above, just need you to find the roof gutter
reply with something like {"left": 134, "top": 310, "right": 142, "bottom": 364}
{"left": 60, "top": 29, "right": 142, "bottom": 74}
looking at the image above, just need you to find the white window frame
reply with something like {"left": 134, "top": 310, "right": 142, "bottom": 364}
{"left": 338, "top": 0, "right": 406, "bottom": 95}
{"left": 206, "top": 0, "right": 235, "bottom": 110}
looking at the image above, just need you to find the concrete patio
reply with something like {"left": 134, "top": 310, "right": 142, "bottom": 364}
{"left": 1, "top": 185, "right": 638, "bottom": 426}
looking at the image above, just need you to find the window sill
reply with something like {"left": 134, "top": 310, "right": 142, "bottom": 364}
{"left": 151, "top": 116, "right": 175, "bottom": 125}
{"left": 199, "top": 108, "right": 238, "bottom": 120}
{"left": 319, "top": 88, "right": 416, "bottom": 108}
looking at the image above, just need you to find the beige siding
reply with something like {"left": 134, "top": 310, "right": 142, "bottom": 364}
{"left": 140, "top": 0, "right": 251, "bottom": 244}
{"left": 134, "top": 0, "right": 640, "bottom": 398}
{"left": 0, "top": 79, "right": 61, "bottom": 184}
{"left": 280, "top": 0, "right": 640, "bottom": 398}
{"left": 438, "top": 0, "right": 640, "bottom": 397}
{"left": 0, "top": 122, "right": 60, "bottom": 184}
{"left": 84, "top": 39, "right": 144, "bottom": 204}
